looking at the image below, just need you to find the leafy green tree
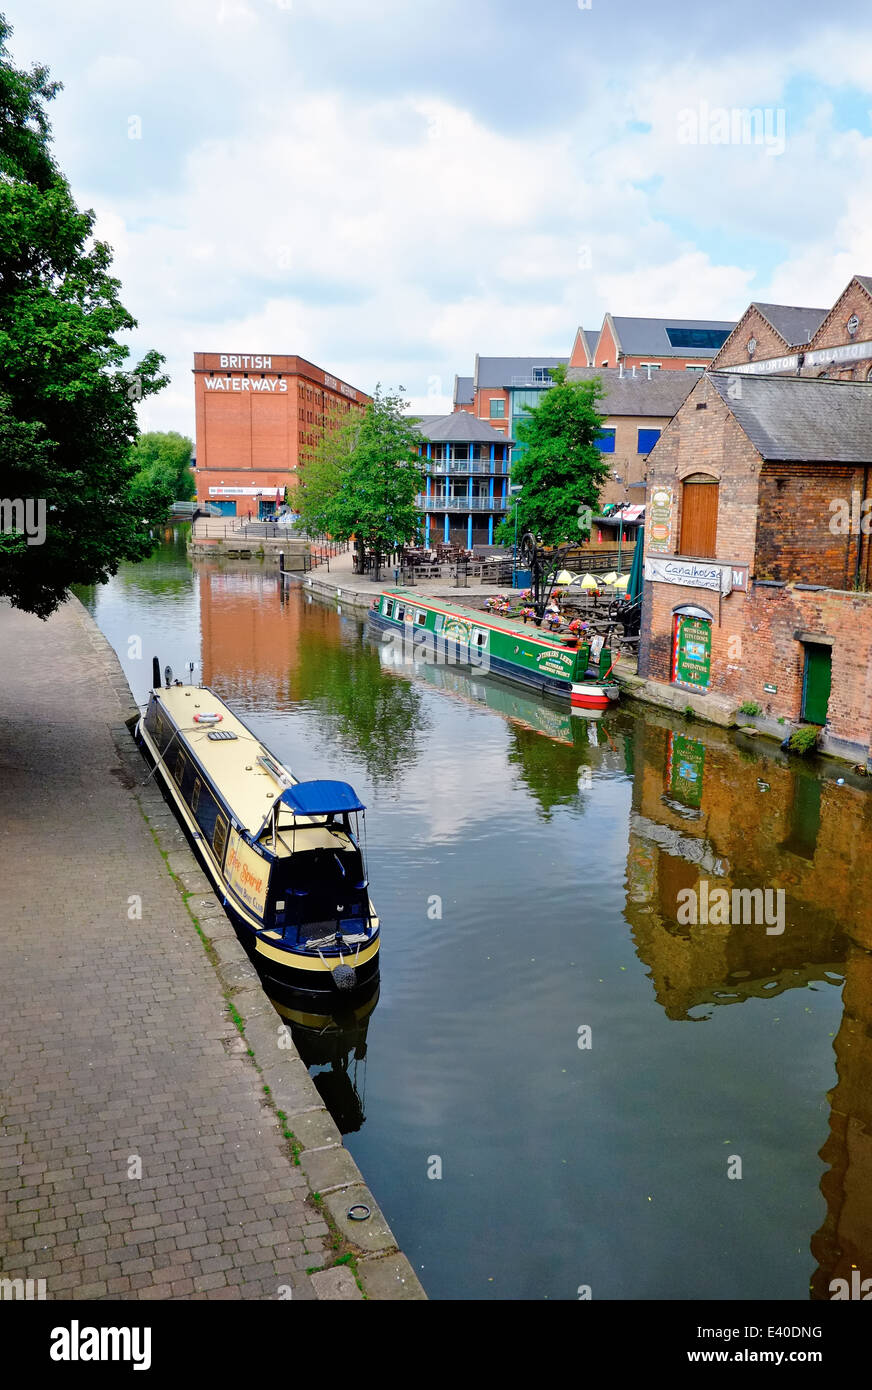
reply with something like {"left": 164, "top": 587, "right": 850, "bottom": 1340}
{"left": 295, "top": 386, "right": 424, "bottom": 571}
{"left": 0, "top": 16, "right": 170, "bottom": 618}
{"left": 495, "top": 365, "right": 610, "bottom": 547}
{"left": 127, "top": 432, "right": 195, "bottom": 503}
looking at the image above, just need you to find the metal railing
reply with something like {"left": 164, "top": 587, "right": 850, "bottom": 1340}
{"left": 425, "top": 460, "right": 510, "bottom": 475}
{"left": 417, "top": 496, "right": 509, "bottom": 512}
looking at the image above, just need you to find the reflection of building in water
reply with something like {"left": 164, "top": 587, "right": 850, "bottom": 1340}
{"left": 198, "top": 565, "right": 340, "bottom": 696}
{"left": 811, "top": 945, "right": 872, "bottom": 1300}
{"left": 624, "top": 714, "right": 872, "bottom": 1299}
{"left": 624, "top": 718, "right": 872, "bottom": 1021}
{"left": 269, "top": 988, "right": 378, "bottom": 1136}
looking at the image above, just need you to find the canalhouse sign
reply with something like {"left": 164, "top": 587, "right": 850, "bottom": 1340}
{"left": 644, "top": 556, "right": 749, "bottom": 594}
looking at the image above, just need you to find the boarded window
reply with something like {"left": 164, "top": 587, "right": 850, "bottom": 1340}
{"left": 679, "top": 475, "right": 718, "bottom": 558}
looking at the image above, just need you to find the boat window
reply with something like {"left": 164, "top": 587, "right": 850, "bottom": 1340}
{"left": 191, "top": 778, "right": 201, "bottom": 813}
{"left": 384, "top": 599, "right": 394, "bottom": 617}
{"left": 173, "top": 751, "right": 186, "bottom": 786}
{"left": 434, "top": 614, "right": 444, "bottom": 632}
{"left": 396, "top": 606, "right": 405, "bottom": 622}
{"left": 213, "top": 814, "right": 229, "bottom": 864}
{"left": 473, "top": 628, "right": 488, "bottom": 648}
{"left": 416, "top": 610, "right": 428, "bottom": 626}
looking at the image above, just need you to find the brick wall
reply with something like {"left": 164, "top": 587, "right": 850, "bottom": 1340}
{"left": 755, "top": 464, "right": 867, "bottom": 587}
{"left": 712, "top": 305, "right": 790, "bottom": 370}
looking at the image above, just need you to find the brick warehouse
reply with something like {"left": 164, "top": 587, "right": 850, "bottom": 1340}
{"left": 192, "top": 353, "right": 369, "bottom": 517}
{"left": 639, "top": 370, "right": 872, "bottom": 766}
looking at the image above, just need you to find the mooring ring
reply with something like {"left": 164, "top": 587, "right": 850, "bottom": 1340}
{"left": 347, "top": 1203, "right": 371, "bottom": 1222}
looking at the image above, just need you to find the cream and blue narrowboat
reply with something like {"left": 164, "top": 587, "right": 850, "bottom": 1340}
{"left": 136, "top": 671, "right": 380, "bottom": 996}
{"left": 369, "top": 590, "right": 619, "bottom": 709}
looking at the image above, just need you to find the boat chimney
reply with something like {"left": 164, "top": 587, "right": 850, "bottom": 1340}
{"left": 152, "top": 656, "right": 161, "bottom": 689}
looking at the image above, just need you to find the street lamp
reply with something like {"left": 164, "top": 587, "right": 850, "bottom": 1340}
{"left": 612, "top": 470, "right": 628, "bottom": 578}
{"left": 509, "top": 484, "right": 523, "bottom": 587}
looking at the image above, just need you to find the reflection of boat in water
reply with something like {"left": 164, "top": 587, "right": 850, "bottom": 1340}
{"left": 269, "top": 985, "right": 379, "bottom": 1135}
{"left": 136, "top": 664, "right": 380, "bottom": 996}
{"left": 376, "top": 632, "right": 610, "bottom": 742}
{"left": 369, "top": 591, "right": 619, "bottom": 708}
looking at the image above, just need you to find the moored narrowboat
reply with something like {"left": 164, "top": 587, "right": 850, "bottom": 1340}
{"left": 136, "top": 670, "right": 380, "bottom": 996}
{"left": 369, "top": 589, "right": 619, "bottom": 708}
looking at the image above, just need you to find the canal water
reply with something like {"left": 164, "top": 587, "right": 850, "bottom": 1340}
{"left": 79, "top": 531, "right": 872, "bottom": 1301}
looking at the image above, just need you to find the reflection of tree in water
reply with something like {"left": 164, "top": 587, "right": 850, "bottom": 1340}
{"left": 74, "top": 529, "right": 194, "bottom": 610}
{"left": 506, "top": 720, "right": 595, "bottom": 819}
{"left": 293, "top": 623, "right": 428, "bottom": 785}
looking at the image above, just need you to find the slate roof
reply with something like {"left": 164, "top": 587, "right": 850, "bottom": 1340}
{"left": 609, "top": 315, "right": 736, "bottom": 358}
{"left": 474, "top": 355, "right": 567, "bottom": 388}
{"left": 411, "top": 413, "right": 514, "bottom": 444}
{"left": 565, "top": 366, "right": 697, "bottom": 415}
{"left": 709, "top": 372, "right": 872, "bottom": 462}
{"left": 453, "top": 375, "right": 474, "bottom": 405}
{"left": 751, "top": 302, "right": 828, "bottom": 346}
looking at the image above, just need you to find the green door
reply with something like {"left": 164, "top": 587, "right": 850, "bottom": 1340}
{"left": 801, "top": 644, "right": 831, "bottom": 724}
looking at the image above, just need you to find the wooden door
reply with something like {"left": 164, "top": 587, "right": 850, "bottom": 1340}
{"left": 679, "top": 477, "right": 718, "bottom": 557}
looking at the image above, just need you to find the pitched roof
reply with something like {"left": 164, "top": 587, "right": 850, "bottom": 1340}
{"left": 751, "top": 302, "right": 828, "bottom": 346}
{"left": 411, "top": 413, "right": 514, "bottom": 444}
{"left": 453, "top": 374, "right": 474, "bottom": 405}
{"left": 474, "top": 355, "right": 567, "bottom": 388}
{"left": 709, "top": 372, "right": 872, "bottom": 462}
{"left": 564, "top": 366, "right": 697, "bottom": 415}
{"left": 608, "top": 315, "right": 736, "bottom": 358}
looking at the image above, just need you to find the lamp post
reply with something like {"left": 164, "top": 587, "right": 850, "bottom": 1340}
{"left": 613, "top": 470, "right": 628, "bottom": 578}
{"left": 509, "top": 484, "right": 523, "bottom": 587}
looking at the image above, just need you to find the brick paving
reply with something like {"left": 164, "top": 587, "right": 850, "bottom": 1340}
{"left": 0, "top": 598, "right": 328, "bottom": 1300}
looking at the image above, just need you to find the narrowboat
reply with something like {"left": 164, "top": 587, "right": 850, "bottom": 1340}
{"left": 369, "top": 590, "right": 619, "bottom": 710}
{"left": 136, "top": 667, "right": 380, "bottom": 996}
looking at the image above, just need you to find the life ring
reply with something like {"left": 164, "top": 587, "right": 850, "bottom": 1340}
{"left": 193, "top": 712, "right": 222, "bottom": 724}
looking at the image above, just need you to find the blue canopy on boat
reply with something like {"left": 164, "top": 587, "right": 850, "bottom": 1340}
{"left": 279, "top": 780, "right": 365, "bottom": 816}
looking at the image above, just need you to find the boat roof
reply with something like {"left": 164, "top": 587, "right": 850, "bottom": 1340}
{"left": 280, "top": 781, "right": 365, "bottom": 816}
{"left": 152, "top": 684, "right": 299, "bottom": 835}
{"left": 381, "top": 590, "right": 580, "bottom": 653}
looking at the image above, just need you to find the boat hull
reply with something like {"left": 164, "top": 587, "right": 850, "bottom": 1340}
{"left": 368, "top": 607, "right": 574, "bottom": 698}
{"left": 570, "top": 683, "right": 620, "bottom": 711}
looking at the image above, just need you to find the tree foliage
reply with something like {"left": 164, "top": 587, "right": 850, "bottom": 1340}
{"left": 0, "top": 16, "right": 170, "bottom": 617}
{"left": 127, "top": 432, "right": 195, "bottom": 503}
{"left": 495, "top": 365, "right": 610, "bottom": 547}
{"left": 295, "top": 386, "right": 424, "bottom": 562}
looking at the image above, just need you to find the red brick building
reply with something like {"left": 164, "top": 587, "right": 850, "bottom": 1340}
{"left": 711, "top": 275, "right": 872, "bottom": 380}
{"left": 571, "top": 314, "right": 736, "bottom": 374}
{"left": 192, "top": 353, "right": 368, "bottom": 517}
{"left": 639, "top": 369, "right": 872, "bottom": 765}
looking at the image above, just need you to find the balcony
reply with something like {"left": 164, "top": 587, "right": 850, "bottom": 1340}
{"left": 417, "top": 495, "right": 509, "bottom": 512}
{"left": 425, "top": 459, "right": 509, "bottom": 475}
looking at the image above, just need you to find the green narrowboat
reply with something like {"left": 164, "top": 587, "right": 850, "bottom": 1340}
{"left": 368, "top": 590, "right": 618, "bottom": 708}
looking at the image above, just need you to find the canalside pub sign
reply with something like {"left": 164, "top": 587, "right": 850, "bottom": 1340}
{"left": 644, "top": 555, "right": 749, "bottom": 594}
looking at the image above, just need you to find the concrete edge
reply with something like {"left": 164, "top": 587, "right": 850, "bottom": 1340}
{"left": 67, "top": 595, "right": 427, "bottom": 1301}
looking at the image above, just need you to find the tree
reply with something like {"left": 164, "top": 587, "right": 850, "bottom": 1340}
{"left": 127, "top": 432, "right": 195, "bottom": 503}
{"left": 0, "top": 16, "right": 170, "bottom": 618}
{"left": 295, "top": 386, "right": 424, "bottom": 572}
{"left": 495, "top": 365, "right": 610, "bottom": 547}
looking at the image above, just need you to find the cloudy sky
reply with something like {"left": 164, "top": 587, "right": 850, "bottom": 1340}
{"left": 9, "top": 0, "right": 872, "bottom": 433}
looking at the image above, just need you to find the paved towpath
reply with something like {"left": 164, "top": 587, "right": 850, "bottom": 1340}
{"left": 0, "top": 597, "right": 423, "bottom": 1301}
